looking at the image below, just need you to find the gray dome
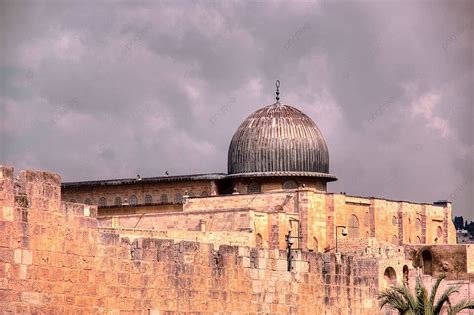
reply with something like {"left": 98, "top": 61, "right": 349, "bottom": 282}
{"left": 227, "top": 103, "right": 335, "bottom": 180}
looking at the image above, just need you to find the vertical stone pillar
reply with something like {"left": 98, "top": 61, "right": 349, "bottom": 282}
{"left": 397, "top": 202, "right": 404, "bottom": 245}
{"left": 267, "top": 213, "right": 280, "bottom": 249}
{"left": 443, "top": 204, "right": 449, "bottom": 244}
{"left": 369, "top": 198, "right": 376, "bottom": 238}
{"left": 298, "top": 191, "right": 308, "bottom": 251}
{"left": 421, "top": 205, "right": 427, "bottom": 244}
{"left": 326, "top": 194, "right": 335, "bottom": 250}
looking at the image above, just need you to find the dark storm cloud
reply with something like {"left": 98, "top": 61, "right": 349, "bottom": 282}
{"left": 0, "top": 0, "right": 472, "bottom": 219}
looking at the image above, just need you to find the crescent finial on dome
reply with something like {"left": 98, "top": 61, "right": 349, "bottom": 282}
{"left": 275, "top": 80, "right": 281, "bottom": 102}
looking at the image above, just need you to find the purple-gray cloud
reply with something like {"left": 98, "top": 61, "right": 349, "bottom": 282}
{"left": 0, "top": 0, "right": 472, "bottom": 220}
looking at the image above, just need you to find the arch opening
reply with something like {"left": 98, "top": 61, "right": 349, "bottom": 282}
{"left": 402, "top": 265, "right": 409, "bottom": 285}
{"left": 255, "top": 233, "right": 263, "bottom": 248}
{"left": 99, "top": 197, "right": 107, "bottom": 207}
{"left": 383, "top": 267, "right": 397, "bottom": 288}
{"left": 421, "top": 250, "right": 433, "bottom": 276}
{"left": 348, "top": 215, "right": 360, "bottom": 238}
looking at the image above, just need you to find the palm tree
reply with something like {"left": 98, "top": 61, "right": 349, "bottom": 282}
{"left": 378, "top": 273, "right": 474, "bottom": 315}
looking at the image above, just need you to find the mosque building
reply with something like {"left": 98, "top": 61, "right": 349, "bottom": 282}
{"left": 61, "top": 81, "right": 457, "bottom": 254}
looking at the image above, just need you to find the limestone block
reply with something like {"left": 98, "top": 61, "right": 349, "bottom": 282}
{"left": 257, "top": 258, "right": 267, "bottom": 269}
{"left": 276, "top": 259, "right": 287, "bottom": 271}
{"left": 21, "top": 292, "right": 42, "bottom": 304}
{"left": 0, "top": 278, "right": 8, "bottom": 289}
{"left": 14, "top": 249, "right": 21, "bottom": 264}
{"left": 19, "top": 264, "right": 27, "bottom": 279}
{"left": 238, "top": 246, "right": 249, "bottom": 257}
{"left": 22, "top": 250, "right": 32, "bottom": 265}
{"left": 3, "top": 207, "right": 13, "bottom": 221}
{"left": 250, "top": 269, "right": 259, "bottom": 280}
{"left": 84, "top": 206, "right": 91, "bottom": 217}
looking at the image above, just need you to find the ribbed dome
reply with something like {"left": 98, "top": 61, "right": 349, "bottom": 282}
{"left": 227, "top": 102, "right": 334, "bottom": 179}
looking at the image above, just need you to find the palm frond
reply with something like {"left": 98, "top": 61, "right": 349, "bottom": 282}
{"left": 429, "top": 273, "right": 447, "bottom": 306}
{"left": 416, "top": 279, "right": 431, "bottom": 314}
{"left": 378, "top": 289, "right": 410, "bottom": 312}
{"left": 378, "top": 273, "right": 474, "bottom": 315}
{"left": 448, "top": 299, "right": 474, "bottom": 315}
{"left": 433, "top": 285, "right": 459, "bottom": 314}
{"left": 392, "top": 285, "right": 417, "bottom": 312}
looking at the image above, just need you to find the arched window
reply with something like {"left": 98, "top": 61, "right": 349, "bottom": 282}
{"left": 145, "top": 195, "right": 153, "bottom": 205}
{"left": 283, "top": 180, "right": 298, "bottom": 190}
{"left": 160, "top": 194, "right": 168, "bottom": 204}
{"left": 84, "top": 198, "right": 92, "bottom": 205}
{"left": 114, "top": 196, "right": 122, "bottom": 206}
{"left": 187, "top": 191, "right": 194, "bottom": 197}
{"left": 175, "top": 193, "right": 183, "bottom": 203}
{"left": 392, "top": 235, "right": 398, "bottom": 246}
{"left": 383, "top": 267, "right": 397, "bottom": 288}
{"left": 248, "top": 182, "right": 261, "bottom": 194}
{"left": 99, "top": 197, "right": 107, "bottom": 207}
{"left": 313, "top": 237, "right": 319, "bottom": 252}
{"left": 415, "top": 218, "right": 422, "bottom": 230}
{"left": 255, "top": 233, "right": 263, "bottom": 248}
{"left": 422, "top": 250, "right": 433, "bottom": 275}
{"left": 392, "top": 216, "right": 398, "bottom": 226}
{"left": 129, "top": 195, "right": 138, "bottom": 206}
{"left": 436, "top": 226, "right": 443, "bottom": 238}
{"left": 201, "top": 191, "right": 209, "bottom": 197}
{"left": 348, "top": 215, "right": 360, "bottom": 238}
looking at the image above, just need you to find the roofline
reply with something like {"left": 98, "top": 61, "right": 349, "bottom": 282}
{"left": 225, "top": 171, "right": 337, "bottom": 181}
{"left": 61, "top": 173, "right": 226, "bottom": 188}
{"left": 326, "top": 192, "right": 452, "bottom": 206}
{"left": 61, "top": 171, "right": 338, "bottom": 189}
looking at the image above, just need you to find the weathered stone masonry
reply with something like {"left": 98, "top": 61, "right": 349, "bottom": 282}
{"left": 1, "top": 167, "right": 382, "bottom": 314}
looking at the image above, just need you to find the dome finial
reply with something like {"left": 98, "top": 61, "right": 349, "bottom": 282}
{"left": 275, "top": 80, "right": 280, "bottom": 102}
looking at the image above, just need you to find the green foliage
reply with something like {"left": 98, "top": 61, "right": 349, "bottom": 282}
{"left": 378, "top": 273, "right": 474, "bottom": 315}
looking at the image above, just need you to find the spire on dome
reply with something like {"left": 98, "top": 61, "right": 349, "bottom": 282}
{"left": 275, "top": 80, "right": 281, "bottom": 102}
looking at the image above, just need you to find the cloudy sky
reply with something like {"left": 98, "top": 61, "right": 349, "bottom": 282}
{"left": 1, "top": 0, "right": 472, "bottom": 219}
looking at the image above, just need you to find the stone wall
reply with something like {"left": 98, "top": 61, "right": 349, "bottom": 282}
{"left": 62, "top": 180, "right": 215, "bottom": 207}
{"left": 468, "top": 245, "right": 474, "bottom": 274}
{"left": 405, "top": 245, "right": 471, "bottom": 279}
{"left": 99, "top": 208, "right": 254, "bottom": 233}
{"left": 184, "top": 191, "right": 299, "bottom": 213}
{"left": 330, "top": 194, "right": 456, "bottom": 248}
{"left": 98, "top": 203, "right": 182, "bottom": 216}
{"left": 96, "top": 189, "right": 456, "bottom": 258}
{"left": 1, "top": 166, "right": 381, "bottom": 314}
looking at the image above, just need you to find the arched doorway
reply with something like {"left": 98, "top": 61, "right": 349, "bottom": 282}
{"left": 421, "top": 250, "right": 433, "bottom": 275}
{"left": 383, "top": 267, "right": 397, "bottom": 288}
